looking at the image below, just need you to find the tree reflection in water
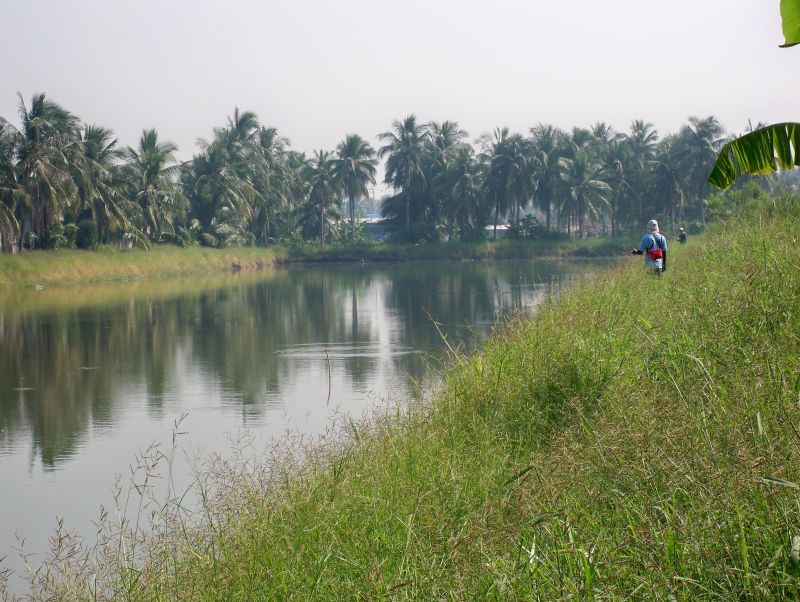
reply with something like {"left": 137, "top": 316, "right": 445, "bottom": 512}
{"left": 0, "top": 259, "right": 586, "bottom": 469}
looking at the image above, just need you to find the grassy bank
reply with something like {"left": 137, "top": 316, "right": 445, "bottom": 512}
{"left": 286, "top": 236, "right": 631, "bottom": 263}
{"left": 5, "top": 197, "right": 799, "bottom": 599}
{"left": 0, "top": 246, "right": 284, "bottom": 289}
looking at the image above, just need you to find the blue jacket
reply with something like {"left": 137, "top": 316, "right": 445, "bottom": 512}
{"left": 639, "top": 233, "right": 667, "bottom": 269}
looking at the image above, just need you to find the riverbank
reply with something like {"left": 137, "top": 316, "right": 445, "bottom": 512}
{"left": 5, "top": 198, "right": 798, "bottom": 598}
{"left": 0, "top": 246, "right": 284, "bottom": 289}
{"left": 0, "top": 237, "right": 630, "bottom": 290}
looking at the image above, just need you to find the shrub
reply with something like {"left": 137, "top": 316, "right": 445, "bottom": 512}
{"left": 76, "top": 219, "right": 99, "bottom": 250}
{"left": 507, "top": 215, "right": 546, "bottom": 239}
{"left": 705, "top": 181, "right": 773, "bottom": 223}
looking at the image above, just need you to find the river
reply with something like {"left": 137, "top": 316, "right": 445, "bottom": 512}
{"left": 0, "top": 258, "right": 595, "bottom": 587}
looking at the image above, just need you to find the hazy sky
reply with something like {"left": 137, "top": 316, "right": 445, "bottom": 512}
{"left": 1, "top": 0, "right": 796, "bottom": 173}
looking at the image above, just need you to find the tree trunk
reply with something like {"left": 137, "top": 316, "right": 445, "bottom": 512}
{"left": 611, "top": 207, "right": 616, "bottom": 238}
{"left": 350, "top": 186, "right": 356, "bottom": 241}
{"left": 671, "top": 201, "right": 675, "bottom": 233}
{"left": 493, "top": 196, "right": 499, "bottom": 240}
{"left": 639, "top": 196, "right": 644, "bottom": 230}
{"left": 545, "top": 195, "right": 551, "bottom": 231}
{"left": 513, "top": 198, "right": 519, "bottom": 232}
{"left": 320, "top": 206, "right": 325, "bottom": 246}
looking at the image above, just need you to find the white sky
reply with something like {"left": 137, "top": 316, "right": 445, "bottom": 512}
{"left": 1, "top": 0, "right": 796, "bottom": 194}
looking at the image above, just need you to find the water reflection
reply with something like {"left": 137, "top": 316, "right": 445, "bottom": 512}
{"left": 0, "top": 258, "right": 602, "bottom": 590}
{"left": 0, "top": 260, "right": 586, "bottom": 470}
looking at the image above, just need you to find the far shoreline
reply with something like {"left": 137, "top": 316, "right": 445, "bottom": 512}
{"left": 0, "top": 237, "right": 633, "bottom": 291}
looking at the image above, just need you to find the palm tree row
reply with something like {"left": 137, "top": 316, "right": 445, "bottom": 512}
{"left": 379, "top": 116, "right": 729, "bottom": 241}
{"left": 1, "top": 92, "right": 737, "bottom": 252}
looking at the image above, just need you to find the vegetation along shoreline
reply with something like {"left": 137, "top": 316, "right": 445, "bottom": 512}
{"left": 0, "top": 236, "right": 634, "bottom": 290}
{"left": 6, "top": 92, "right": 790, "bottom": 263}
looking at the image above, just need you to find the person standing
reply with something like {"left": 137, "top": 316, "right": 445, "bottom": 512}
{"left": 678, "top": 227, "right": 687, "bottom": 244}
{"left": 630, "top": 219, "right": 667, "bottom": 275}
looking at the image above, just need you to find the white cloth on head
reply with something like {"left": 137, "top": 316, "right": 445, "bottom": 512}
{"left": 647, "top": 219, "right": 659, "bottom": 234}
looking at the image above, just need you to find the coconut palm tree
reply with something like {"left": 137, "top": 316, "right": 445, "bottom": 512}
{"left": 478, "top": 127, "right": 512, "bottom": 240}
{"left": 652, "top": 134, "right": 687, "bottom": 231}
{"left": 598, "top": 138, "right": 632, "bottom": 236}
{"left": 222, "top": 107, "right": 260, "bottom": 150}
{"left": 623, "top": 120, "right": 659, "bottom": 226}
{"left": 333, "top": 134, "right": 377, "bottom": 241}
{"left": 122, "top": 129, "right": 184, "bottom": 242}
{"left": 12, "top": 93, "right": 80, "bottom": 248}
{"left": 425, "top": 120, "right": 469, "bottom": 231}
{"left": 427, "top": 121, "right": 468, "bottom": 162}
{"left": 281, "top": 150, "right": 310, "bottom": 238}
{"left": 378, "top": 116, "right": 428, "bottom": 233}
{"left": 483, "top": 129, "right": 533, "bottom": 237}
{"left": 0, "top": 119, "right": 21, "bottom": 251}
{"left": 676, "top": 116, "right": 724, "bottom": 224}
{"left": 559, "top": 148, "right": 610, "bottom": 238}
{"left": 433, "top": 144, "right": 483, "bottom": 239}
{"left": 183, "top": 142, "right": 253, "bottom": 246}
{"left": 250, "top": 126, "right": 291, "bottom": 244}
{"left": 72, "top": 125, "right": 131, "bottom": 242}
{"left": 302, "top": 149, "right": 340, "bottom": 245}
{"left": 529, "top": 124, "right": 566, "bottom": 231}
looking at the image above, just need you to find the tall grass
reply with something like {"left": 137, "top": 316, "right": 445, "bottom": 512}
{"left": 3, "top": 194, "right": 799, "bottom": 599}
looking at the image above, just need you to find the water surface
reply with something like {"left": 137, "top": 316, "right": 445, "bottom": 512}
{"left": 0, "top": 258, "right": 594, "bottom": 582}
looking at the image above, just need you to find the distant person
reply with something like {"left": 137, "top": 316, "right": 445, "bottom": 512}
{"left": 678, "top": 227, "right": 687, "bottom": 244}
{"left": 630, "top": 219, "right": 667, "bottom": 275}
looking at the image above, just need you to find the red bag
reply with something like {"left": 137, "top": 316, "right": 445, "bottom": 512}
{"left": 646, "top": 235, "right": 663, "bottom": 260}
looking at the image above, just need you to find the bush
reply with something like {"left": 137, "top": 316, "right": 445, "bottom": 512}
{"left": 507, "top": 215, "right": 546, "bottom": 239}
{"left": 48, "top": 222, "right": 79, "bottom": 249}
{"left": 705, "top": 181, "right": 773, "bottom": 223}
{"left": 385, "top": 222, "right": 441, "bottom": 244}
{"left": 76, "top": 219, "right": 99, "bottom": 250}
{"left": 161, "top": 226, "right": 198, "bottom": 248}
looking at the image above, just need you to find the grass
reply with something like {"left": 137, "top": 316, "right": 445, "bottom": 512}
{"left": 0, "top": 246, "right": 284, "bottom": 290}
{"left": 3, "top": 195, "right": 799, "bottom": 599}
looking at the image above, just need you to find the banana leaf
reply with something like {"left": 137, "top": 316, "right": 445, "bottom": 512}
{"left": 708, "top": 123, "right": 800, "bottom": 190}
{"left": 781, "top": 0, "right": 800, "bottom": 47}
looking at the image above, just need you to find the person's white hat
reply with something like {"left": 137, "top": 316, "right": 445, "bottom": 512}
{"left": 647, "top": 219, "right": 659, "bottom": 233}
